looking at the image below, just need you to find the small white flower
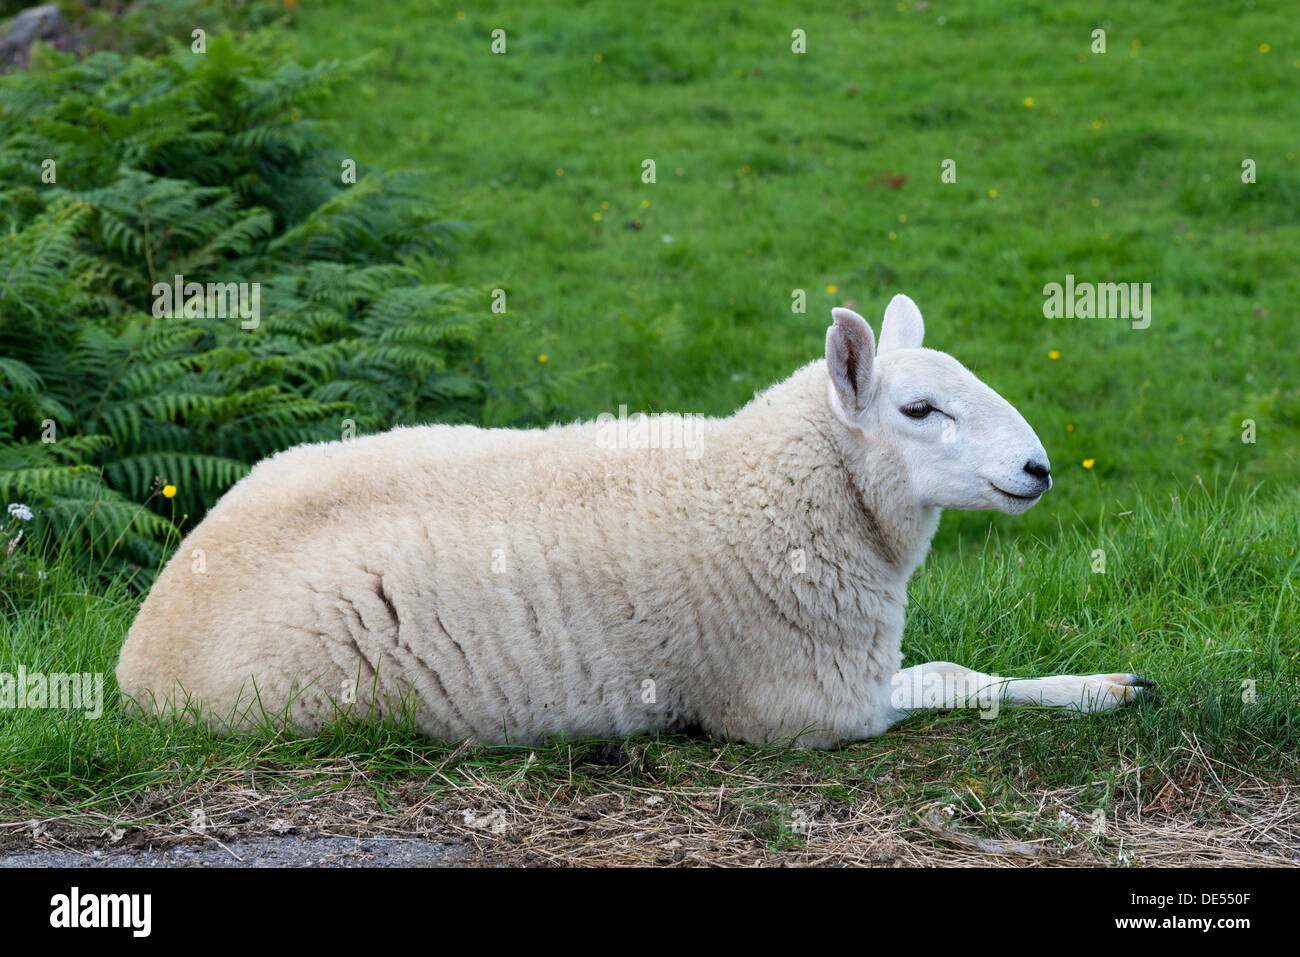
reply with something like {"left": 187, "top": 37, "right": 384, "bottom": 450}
{"left": 7, "top": 503, "right": 33, "bottom": 522}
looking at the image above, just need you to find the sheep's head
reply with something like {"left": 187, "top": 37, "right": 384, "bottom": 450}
{"left": 825, "top": 295, "right": 1051, "bottom": 515}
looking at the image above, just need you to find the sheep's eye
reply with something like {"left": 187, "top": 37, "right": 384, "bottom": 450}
{"left": 900, "top": 401, "right": 935, "bottom": 419}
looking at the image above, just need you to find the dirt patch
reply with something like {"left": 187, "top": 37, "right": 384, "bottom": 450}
{"left": 2, "top": 771, "right": 1297, "bottom": 866}
{"left": 3, "top": 734, "right": 1297, "bottom": 867}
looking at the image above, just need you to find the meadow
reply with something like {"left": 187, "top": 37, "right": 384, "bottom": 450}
{"left": 0, "top": 0, "right": 1297, "bottom": 864}
{"left": 290, "top": 0, "right": 1299, "bottom": 545}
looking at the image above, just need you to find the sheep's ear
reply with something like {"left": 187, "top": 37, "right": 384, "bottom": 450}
{"left": 878, "top": 294, "right": 925, "bottom": 353}
{"left": 826, "top": 307, "right": 876, "bottom": 415}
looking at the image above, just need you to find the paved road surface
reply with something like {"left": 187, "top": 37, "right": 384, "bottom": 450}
{"left": 0, "top": 835, "right": 471, "bottom": 867}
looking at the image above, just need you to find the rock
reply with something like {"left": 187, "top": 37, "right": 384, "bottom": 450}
{"left": 0, "top": 4, "right": 81, "bottom": 72}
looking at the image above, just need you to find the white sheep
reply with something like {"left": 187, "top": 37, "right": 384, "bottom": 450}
{"left": 116, "top": 295, "right": 1153, "bottom": 747}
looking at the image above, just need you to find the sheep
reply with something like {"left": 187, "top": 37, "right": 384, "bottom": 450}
{"left": 116, "top": 294, "right": 1153, "bottom": 747}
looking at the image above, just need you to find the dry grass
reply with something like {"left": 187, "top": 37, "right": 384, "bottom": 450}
{"left": 4, "top": 733, "right": 1296, "bottom": 867}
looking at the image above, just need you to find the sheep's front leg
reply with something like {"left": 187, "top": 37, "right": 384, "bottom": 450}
{"left": 876, "top": 661, "right": 1155, "bottom": 732}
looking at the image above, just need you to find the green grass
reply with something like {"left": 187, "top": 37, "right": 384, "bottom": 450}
{"left": 2, "top": 1, "right": 1298, "bottom": 850}
{"left": 286, "top": 0, "right": 1300, "bottom": 544}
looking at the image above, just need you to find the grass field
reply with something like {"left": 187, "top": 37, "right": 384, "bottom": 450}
{"left": 2, "top": 0, "right": 1298, "bottom": 865}
{"left": 290, "top": 0, "right": 1300, "bottom": 543}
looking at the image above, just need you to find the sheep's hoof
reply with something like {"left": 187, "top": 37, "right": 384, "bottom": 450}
{"left": 1116, "top": 674, "right": 1159, "bottom": 707}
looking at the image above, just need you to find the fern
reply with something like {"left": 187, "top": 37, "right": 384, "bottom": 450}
{"left": 0, "top": 27, "right": 591, "bottom": 589}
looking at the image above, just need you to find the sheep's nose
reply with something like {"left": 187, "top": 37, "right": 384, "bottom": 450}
{"left": 1024, "top": 460, "right": 1051, "bottom": 488}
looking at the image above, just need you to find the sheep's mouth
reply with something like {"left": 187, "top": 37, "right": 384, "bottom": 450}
{"left": 990, "top": 484, "right": 1042, "bottom": 502}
